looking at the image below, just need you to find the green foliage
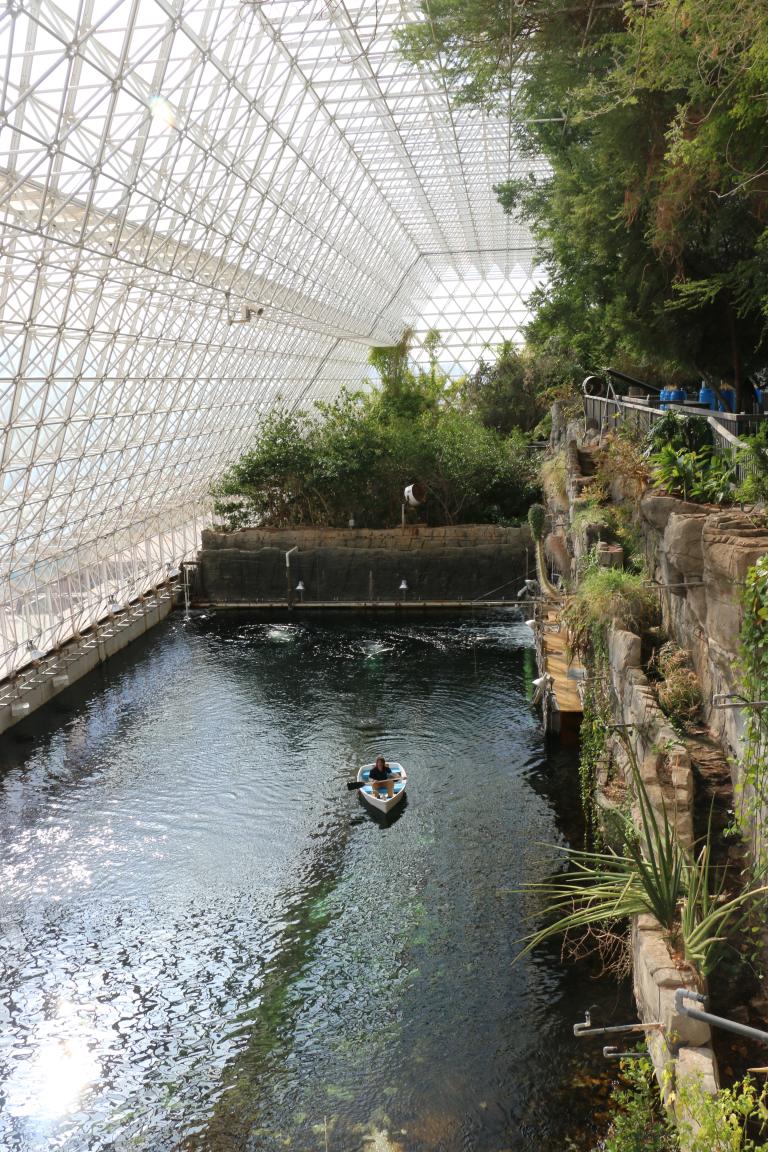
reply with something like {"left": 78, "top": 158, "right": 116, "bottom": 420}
{"left": 595, "top": 1064, "right": 768, "bottom": 1152}
{"left": 212, "top": 342, "right": 540, "bottom": 529}
{"left": 647, "top": 413, "right": 714, "bottom": 457}
{"left": 593, "top": 1056, "right": 677, "bottom": 1152}
{"left": 738, "top": 556, "right": 768, "bottom": 869}
{"left": 579, "top": 645, "right": 611, "bottom": 838}
{"left": 517, "top": 749, "right": 767, "bottom": 977}
{"left": 570, "top": 499, "right": 613, "bottom": 538}
{"left": 737, "top": 426, "right": 768, "bottom": 505}
{"left": 563, "top": 563, "right": 657, "bottom": 660}
{"left": 527, "top": 503, "right": 546, "bottom": 541}
{"left": 457, "top": 342, "right": 572, "bottom": 434}
{"left": 675, "top": 1075, "right": 768, "bottom": 1151}
{"left": 399, "top": 0, "right": 768, "bottom": 389}
{"left": 650, "top": 445, "right": 735, "bottom": 505}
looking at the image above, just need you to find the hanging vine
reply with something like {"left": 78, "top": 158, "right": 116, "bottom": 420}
{"left": 738, "top": 555, "right": 768, "bottom": 870}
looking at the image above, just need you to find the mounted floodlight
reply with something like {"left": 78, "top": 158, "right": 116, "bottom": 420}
{"left": 524, "top": 619, "right": 536, "bottom": 629}
{"left": 399, "top": 580, "right": 408, "bottom": 592}
{"left": 404, "top": 482, "right": 427, "bottom": 507}
{"left": 295, "top": 580, "right": 305, "bottom": 592}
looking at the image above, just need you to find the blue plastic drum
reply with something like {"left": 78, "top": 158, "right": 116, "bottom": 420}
{"left": 699, "top": 386, "right": 716, "bottom": 411}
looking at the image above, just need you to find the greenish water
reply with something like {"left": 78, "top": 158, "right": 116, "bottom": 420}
{"left": 0, "top": 613, "right": 629, "bottom": 1151}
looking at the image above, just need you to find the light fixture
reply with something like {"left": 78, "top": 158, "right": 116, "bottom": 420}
{"left": 399, "top": 580, "right": 408, "bottom": 592}
{"left": 25, "top": 639, "right": 45, "bottom": 662}
{"left": 295, "top": 579, "right": 305, "bottom": 603}
{"left": 524, "top": 619, "right": 536, "bottom": 629}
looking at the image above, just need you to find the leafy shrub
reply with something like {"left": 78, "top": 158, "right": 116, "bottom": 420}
{"left": 528, "top": 503, "right": 546, "bottom": 540}
{"left": 736, "top": 424, "right": 768, "bottom": 505}
{"left": 646, "top": 411, "right": 714, "bottom": 456}
{"left": 593, "top": 1056, "right": 677, "bottom": 1152}
{"left": 676, "top": 1075, "right": 768, "bottom": 1151}
{"left": 212, "top": 381, "right": 540, "bottom": 530}
{"left": 650, "top": 444, "right": 735, "bottom": 504}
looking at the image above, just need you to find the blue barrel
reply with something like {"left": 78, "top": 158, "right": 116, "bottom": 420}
{"left": 667, "top": 387, "right": 686, "bottom": 406}
{"left": 659, "top": 387, "right": 672, "bottom": 410}
{"left": 756, "top": 387, "right": 764, "bottom": 413}
{"left": 699, "top": 386, "right": 716, "bottom": 410}
{"left": 719, "top": 387, "right": 736, "bottom": 413}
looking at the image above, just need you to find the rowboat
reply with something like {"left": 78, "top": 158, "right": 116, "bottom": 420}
{"left": 356, "top": 761, "right": 407, "bottom": 814}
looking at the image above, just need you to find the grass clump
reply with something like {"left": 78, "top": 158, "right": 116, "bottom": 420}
{"left": 564, "top": 564, "right": 657, "bottom": 660}
{"left": 653, "top": 642, "right": 702, "bottom": 725}
{"left": 541, "top": 448, "right": 567, "bottom": 506}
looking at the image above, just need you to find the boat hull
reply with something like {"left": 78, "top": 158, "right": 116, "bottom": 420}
{"left": 357, "top": 761, "right": 406, "bottom": 814}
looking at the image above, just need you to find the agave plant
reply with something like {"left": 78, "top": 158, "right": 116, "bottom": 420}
{"left": 516, "top": 757, "right": 767, "bottom": 979}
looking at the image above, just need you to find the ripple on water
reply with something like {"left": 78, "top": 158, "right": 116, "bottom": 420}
{"left": 0, "top": 613, "right": 627, "bottom": 1152}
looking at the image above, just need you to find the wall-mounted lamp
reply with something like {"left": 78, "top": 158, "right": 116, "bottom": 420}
{"left": 524, "top": 619, "right": 536, "bottom": 629}
{"left": 398, "top": 579, "right": 408, "bottom": 601}
{"left": 295, "top": 580, "right": 305, "bottom": 603}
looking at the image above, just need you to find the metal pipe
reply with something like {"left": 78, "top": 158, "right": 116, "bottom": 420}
{"left": 675, "top": 990, "right": 768, "bottom": 1045}
{"left": 574, "top": 1010, "right": 664, "bottom": 1038}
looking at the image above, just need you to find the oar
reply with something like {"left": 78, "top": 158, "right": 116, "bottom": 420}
{"left": 346, "top": 774, "right": 401, "bottom": 791}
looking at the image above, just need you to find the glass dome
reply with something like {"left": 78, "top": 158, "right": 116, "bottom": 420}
{"left": 0, "top": 0, "right": 541, "bottom": 676}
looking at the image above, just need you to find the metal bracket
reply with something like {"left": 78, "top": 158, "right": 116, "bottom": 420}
{"left": 713, "top": 693, "right": 768, "bottom": 711}
{"left": 603, "top": 1045, "right": 646, "bottom": 1060}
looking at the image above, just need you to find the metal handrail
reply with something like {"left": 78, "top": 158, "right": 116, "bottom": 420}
{"left": 675, "top": 989, "right": 768, "bottom": 1046}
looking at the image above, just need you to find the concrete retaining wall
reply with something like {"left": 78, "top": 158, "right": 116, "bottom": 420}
{"left": 0, "top": 592, "right": 175, "bottom": 736}
{"left": 198, "top": 524, "right": 532, "bottom": 603}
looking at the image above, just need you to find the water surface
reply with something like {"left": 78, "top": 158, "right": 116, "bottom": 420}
{"left": 0, "top": 613, "right": 629, "bottom": 1151}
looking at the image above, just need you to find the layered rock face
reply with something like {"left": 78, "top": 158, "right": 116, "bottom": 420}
{"left": 640, "top": 494, "right": 768, "bottom": 761}
{"left": 198, "top": 524, "right": 532, "bottom": 603}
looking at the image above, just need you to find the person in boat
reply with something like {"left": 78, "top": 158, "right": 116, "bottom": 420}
{"left": 369, "top": 755, "right": 396, "bottom": 798}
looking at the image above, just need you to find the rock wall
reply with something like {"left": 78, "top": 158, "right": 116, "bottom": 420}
{"left": 198, "top": 524, "right": 532, "bottom": 603}
{"left": 639, "top": 494, "right": 768, "bottom": 765}
{"left": 604, "top": 625, "right": 718, "bottom": 1114}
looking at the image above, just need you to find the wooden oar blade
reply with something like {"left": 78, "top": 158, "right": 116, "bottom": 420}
{"left": 347, "top": 779, "right": 366, "bottom": 790}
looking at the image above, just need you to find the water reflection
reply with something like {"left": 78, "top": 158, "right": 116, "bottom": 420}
{"left": 0, "top": 613, "right": 629, "bottom": 1150}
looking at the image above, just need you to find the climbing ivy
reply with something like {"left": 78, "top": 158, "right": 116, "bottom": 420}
{"left": 578, "top": 633, "right": 611, "bottom": 842}
{"left": 739, "top": 556, "right": 768, "bottom": 870}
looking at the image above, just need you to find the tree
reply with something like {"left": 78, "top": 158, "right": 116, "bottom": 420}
{"left": 459, "top": 341, "right": 545, "bottom": 434}
{"left": 212, "top": 341, "right": 539, "bottom": 530}
{"left": 399, "top": 1, "right": 768, "bottom": 396}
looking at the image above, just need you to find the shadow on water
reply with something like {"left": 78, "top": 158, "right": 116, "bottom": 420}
{"left": 0, "top": 611, "right": 631, "bottom": 1152}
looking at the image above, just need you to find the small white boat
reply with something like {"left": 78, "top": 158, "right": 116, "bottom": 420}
{"left": 357, "top": 761, "right": 407, "bottom": 814}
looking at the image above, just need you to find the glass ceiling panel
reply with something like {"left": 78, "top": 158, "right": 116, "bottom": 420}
{"left": 0, "top": 0, "right": 541, "bottom": 679}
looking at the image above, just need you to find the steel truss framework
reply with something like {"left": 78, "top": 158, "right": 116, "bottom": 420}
{"left": 0, "top": 0, "right": 543, "bottom": 679}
